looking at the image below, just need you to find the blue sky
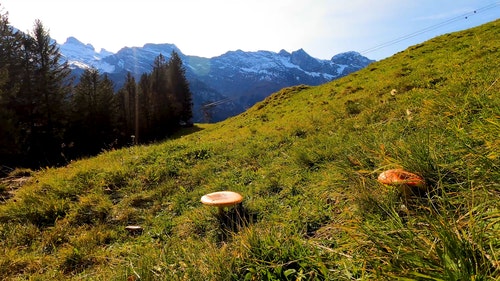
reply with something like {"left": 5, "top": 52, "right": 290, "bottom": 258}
{"left": 1, "top": 0, "right": 499, "bottom": 60}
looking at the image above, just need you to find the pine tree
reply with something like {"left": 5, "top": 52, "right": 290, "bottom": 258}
{"left": 0, "top": 9, "right": 23, "bottom": 168}
{"left": 137, "top": 73, "right": 153, "bottom": 141}
{"left": 0, "top": 80, "right": 18, "bottom": 169}
{"left": 0, "top": 9, "right": 23, "bottom": 95}
{"left": 96, "top": 74, "right": 118, "bottom": 148}
{"left": 150, "top": 53, "right": 172, "bottom": 138}
{"left": 68, "top": 67, "right": 96, "bottom": 155}
{"left": 117, "top": 72, "right": 137, "bottom": 143}
{"left": 167, "top": 51, "right": 193, "bottom": 126}
{"left": 68, "top": 68, "right": 119, "bottom": 156}
{"left": 32, "top": 20, "right": 71, "bottom": 165}
{"left": 11, "top": 19, "right": 71, "bottom": 166}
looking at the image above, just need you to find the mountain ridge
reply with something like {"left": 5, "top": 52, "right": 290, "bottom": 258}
{"left": 58, "top": 36, "right": 374, "bottom": 122}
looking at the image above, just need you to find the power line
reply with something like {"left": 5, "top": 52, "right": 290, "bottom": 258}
{"left": 201, "top": 97, "right": 233, "bottom": 123}
{"left": 360, "top": 2, "right": 500, "bottom": 55}
{"left": 202, "top": 97, "right": 233, "bottom": 108}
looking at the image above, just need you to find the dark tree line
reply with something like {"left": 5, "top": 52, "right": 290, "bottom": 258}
{"left": 117, "top": 52, "right": 193, "bottom": 143}
{"left": 0, "top": 11, "right": 193, "bottom": 174}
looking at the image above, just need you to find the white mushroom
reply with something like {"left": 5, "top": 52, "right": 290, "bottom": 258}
{"left": 201, "top": 191, "right": 243, "bottom": 215}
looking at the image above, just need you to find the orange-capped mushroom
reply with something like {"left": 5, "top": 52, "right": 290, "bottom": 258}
{"left": 378, "top": 169, "right": 426, "bottom": 197}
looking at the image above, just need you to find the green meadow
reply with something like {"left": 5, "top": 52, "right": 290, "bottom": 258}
{"left": 0, "top": 20, "right": 499, "bottom": 280}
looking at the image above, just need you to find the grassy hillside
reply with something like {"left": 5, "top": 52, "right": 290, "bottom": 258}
{"left": 1, "top": 20, "right": 499, "bottom": 280}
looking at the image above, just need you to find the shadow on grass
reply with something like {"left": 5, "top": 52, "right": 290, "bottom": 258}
{"left": 169, "top": 124, "right": 207, "bottom": 140}
{"left": 215, "top": 203, "right": 258, "bottom": 244}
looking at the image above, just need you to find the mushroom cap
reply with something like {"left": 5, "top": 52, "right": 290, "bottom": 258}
{"left": 201, "top": 191, "right": 243, "bottom": 207}
{"left": 125, "top": 225, "right": 143, "bottom": 234}
{"left": 377, "top": 169, "right": 425, "bottom": 188}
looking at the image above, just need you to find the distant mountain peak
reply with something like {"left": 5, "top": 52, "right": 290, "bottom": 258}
{"left": 290, "top": 48, "right": 321, "bottom": 71}
{"left": 278, "top": 49, "right": 291, "bottom": 57}
{"left": 63, "top": 36, "right": 95, "bottom": 51}
{"left": 59, "top": 37, "right": 115, "bottom": 73}
{"left": 331, "top": 51, "right": 373, "bottom": 68}
{"left": 292, "top": 48, "right": 307, "bottom": 54}
{"left": 98, "top": 48, "right": 114, "bottom": 57}
{"left": 142, "top": 43, "right": 181, "bottom": 54}
{"left": 64, "top": 36, "right": 83, "bottom": 44}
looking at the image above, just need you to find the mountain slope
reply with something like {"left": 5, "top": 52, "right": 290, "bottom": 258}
{"left": 1, "top": 20, "right": 499, "bottom": 280}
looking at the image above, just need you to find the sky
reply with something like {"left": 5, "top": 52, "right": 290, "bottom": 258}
{"left": 1, "top": 0, "right": 499, "bottom": 61}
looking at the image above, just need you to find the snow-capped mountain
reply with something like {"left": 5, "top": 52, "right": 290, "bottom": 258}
{"left": 58, "top": 37, "right": 374, "bottom": 122}
{"left": 59, "top": 37, "right": 115, "bottom": 72}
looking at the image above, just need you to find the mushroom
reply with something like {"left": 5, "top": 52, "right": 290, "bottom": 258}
{"left": 377, "top": 169, "right": 426, "bottom": 197}
{"left": 125, "top": 225, "right": 143, "bottom": 235}
{"left": 201, "top": 191, "right": 243, "bottom": 215}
